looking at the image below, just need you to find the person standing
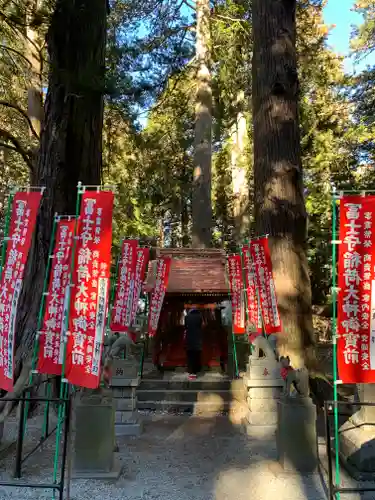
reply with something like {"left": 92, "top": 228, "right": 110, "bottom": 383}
{"left": 184, "top": 307, "right": 203, "bottom": 380}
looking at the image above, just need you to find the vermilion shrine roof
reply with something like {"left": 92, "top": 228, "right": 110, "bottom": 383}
{"left": 144, "top": 248, "right": 229, "bottom": 295}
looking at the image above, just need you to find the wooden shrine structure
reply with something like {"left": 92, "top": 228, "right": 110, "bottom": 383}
{"left": 144, "top": 248, "right": 230, "bottom": 369}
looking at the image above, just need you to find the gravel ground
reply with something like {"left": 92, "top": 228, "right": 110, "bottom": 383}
{"left": 0, "top": 412, "right": 375, "bottom": 500}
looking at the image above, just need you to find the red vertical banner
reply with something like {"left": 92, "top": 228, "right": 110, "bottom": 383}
{"left": 148, "top": 257, "right": 171, "bottom": 337}
{"left": 250, "top": 238, "right": 282, "bottom": 335}
{"left": 129, "top": 247, "right": 150, "bottom": 326}
{"left": 337, "top": 195, "right": 375, "bottom": 383}
{"left": 227, "top": 255, "right": 246, "bottom": 334}
{"left": 37, "top": 219, "right": 75, "bottom": 376}
{"left": 0, "top": 191, "right": 42, "bottom": 391}
{"left": 110, "top": 239, "right": 137, "bottom": 333}
{"left": 242, "top": 245, "right": 262, "bottom": 335}
{"left": 65, "top": 191, "right": 114, "bottom": 389}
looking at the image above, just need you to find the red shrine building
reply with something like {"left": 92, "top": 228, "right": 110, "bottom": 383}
{"left": 144, "top": 248, "right": 230, "bottom": 371}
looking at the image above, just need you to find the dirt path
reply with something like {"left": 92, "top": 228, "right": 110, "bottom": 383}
{"left": 0, "top": 413, "right": 374, "bottom": 499}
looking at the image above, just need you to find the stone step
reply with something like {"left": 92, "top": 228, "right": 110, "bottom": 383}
{"left": 139, "top": 378, "right": 242, "bottom": 392}
{"left": 137, "top": 389, "right": 245, "bottom": 403}
{"left": 115, "top": 420, "right": 143, "bottom": 437}
{"left": 137, "top": 399, "right": 232, "bottom": 414}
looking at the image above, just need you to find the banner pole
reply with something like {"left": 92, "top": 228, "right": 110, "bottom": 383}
{"left": 331, "top": 189, "right": 341, "bottom": 499}
{"left": 239, "top": 244, "right": 251, "bottom": 357}
{"left": 23, "top": 214, "right": 59, "bottom": 434}
{"left": 239, "top": 244, "right": 250, "bottom": 329}
{"left": 248, "top": 238, "right": 267, "bottom": 337}
{"left": 0, "top": 189, "right": 15, "bottom": 283}
{"left": 52, "top": 182, "right": 83, "bottom": 492}
{"left": 106, "top": 239, "right": 123, "bottom": 334}
{"left": 225, "top": 257, "right": 239, "bottom": 378}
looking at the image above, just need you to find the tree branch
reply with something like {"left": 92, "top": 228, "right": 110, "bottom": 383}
{"left": 0, "top": 128, "right": 33, "bottom": 171}
{"left": 0, "top": 44, "right": 32, "bottom": 67}
{"left": 182, "top": 0, "right": 196, "bottom": 10}
{"left": 0, "top": 142, "right": 18, "bottom": 153}
{"left": 0, "top": 101, "right": 39, "bottom": 139}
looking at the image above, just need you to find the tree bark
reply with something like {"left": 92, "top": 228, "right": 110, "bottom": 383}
{"left": 231, "top": 90, "right": 249, "bottom": 245}
{"left": 252, "top": 0, "right": 315, "bottom": 369}
{"left": 3, "top": 0, "right": 107, "bottom": 407}
{"left": 25, "top": 0, "right": 44, "bottom": 140}
{"left": 192, "top": 0, "right": 212, "bottom": 248}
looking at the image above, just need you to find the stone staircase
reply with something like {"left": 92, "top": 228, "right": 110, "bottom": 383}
{"left": 136, "top": 373, "right": 247, "bottom": 417}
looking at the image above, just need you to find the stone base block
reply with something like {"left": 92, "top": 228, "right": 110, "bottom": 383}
{"left": 74, "top": 391, "right": 115, "bottom": 474}
{"left": 242, "top": 423, "right": 276, "bottom": 439}
{"left": 247, "top": 387, "right": 282, "bottom": 399}
{"left": 116, "top": 398, "right": 136, "bottom": 411}
{"left": 72, "top": 455, "right": 122, "bottom": 480}
{"left": 248, "top": 397, "right": 279, "bottom": 413}
{"left": 248, "top": 411, "right": 277, "bottom": 426}
{"left": 115, "top": 410, "right": 135, "bottom": 423}
{"left": 339, "top": 419, "right": 375, "bottom": 480}
{"left": 277, "top": 398, "right": 317, "bottom": 473}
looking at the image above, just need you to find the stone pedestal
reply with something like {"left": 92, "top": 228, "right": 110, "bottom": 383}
{"left": 277, "top": 397, "right": 318, "bottom": 473}
{"left": 111, "top": 359, "right": 143, "bottom": 437}
{"left": 73, "top": 389, "right": 122, "bottom": 479}
{"left": 339, "top": 383, "right": 375, "bottom": 479}
{"left": 244, "top": 336, "right": 283, "bottom": 430}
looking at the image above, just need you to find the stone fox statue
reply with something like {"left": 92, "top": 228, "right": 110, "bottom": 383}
{"left": 279, "top": 356, "right": 309, "bottom": 398}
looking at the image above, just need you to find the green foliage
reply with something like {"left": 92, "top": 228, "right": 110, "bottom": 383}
{"left": 351, "top": 0, "right": 375, "bottom": 56}
{"left": 2, "top": 0, "right": 375, "bottom": 312}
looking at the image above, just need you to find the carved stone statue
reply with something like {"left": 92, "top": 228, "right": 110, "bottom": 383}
{"left": 250, "top": 335, "right": 277, "bottom": 362}
{"left": 279, "top": 356, "right": 309, "bottom": 398}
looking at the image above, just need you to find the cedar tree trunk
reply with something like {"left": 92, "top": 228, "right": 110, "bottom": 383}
{"left": 192, "top": 0, "right": 212, "bottom": 248}
{"left": 252, "top": 0, "right": 315, "bottom": 369}
{"left": 1, "top": 0, "right": 107, "bottom": 408}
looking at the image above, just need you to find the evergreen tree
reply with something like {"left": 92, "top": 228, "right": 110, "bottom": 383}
{"left": 251, "top": 0, "right": 314, "bottom": 369}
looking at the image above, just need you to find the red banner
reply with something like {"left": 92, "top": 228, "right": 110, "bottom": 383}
{"left": 250, "top": 238, "right": 282, "bottom": 335}
{"left": 37, "top": 219, "right": 75, "bottom": 376}
{"left": 65, "top": 191, "right": 114, "bottom": 389}
{"left": 148, "top": 257, "right": 171, "bottom": 337}
{"left": 227, "top": 255, "right": 246, "bottom": 334}
{"left": 0, "top": 191, "right": 42, "bottom": 391}
{"left": 129, "top": 247, "right": 149, "bottom": 327}
{"left": 337, "top": 195, "right": 375, "bottom": 383}
{"left": 110, "top": 239, "right": 137, "bottom": 333}
{"left": 242, "top": 246, "right": 262, "bottom": 335}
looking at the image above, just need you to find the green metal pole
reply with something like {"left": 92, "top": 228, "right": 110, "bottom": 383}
{"left": 23, "top": 215, "right": 58, "bottom": 435}
{"left": 52, "top": 183, "right": 82, "bottom": 493}
{"left": 239, "top": 244, "right": 250, "bottom": 329}
{"left": 331, "top": 190, "right": 341, "bottom": 500}
{"left": 0, "top": 189, "right": 15, "bottom": 283}
{"left": 225, "top": 257, "right": 239, "bottom": 378}
{"left": 139, "top": 284, "right": 150, "bottom": 378}
{"left": 41, "top": 381, "right": 52, "bottom": 440}
{"left": 106, "top": 239, "right": 123, "bottom": 333}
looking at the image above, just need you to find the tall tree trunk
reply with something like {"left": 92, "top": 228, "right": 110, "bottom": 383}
{"left": 26, "top": 0, "right": 44, "bottom": 140}
{"left": 231, "top": 90, "right": 249, "bottom": 245}
{"left": 192, "top": 0, "right": 212, "bottom": 248}
{"left": 252, "top": 0, "right": 315, "bottom": 369}
{"left": 2, "top": 0, "right": 107, "bottom": 408}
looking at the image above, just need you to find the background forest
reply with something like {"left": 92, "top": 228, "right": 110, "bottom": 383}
{"left": 0, "top": 0, "right": 375, "bottom": 332}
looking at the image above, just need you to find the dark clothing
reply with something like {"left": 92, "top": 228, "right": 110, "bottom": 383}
{"left": 187, "top": 349, "right": 201, "bottom": 375}
{"left": 184, "top": 309, "right": 203, "bottom": 351}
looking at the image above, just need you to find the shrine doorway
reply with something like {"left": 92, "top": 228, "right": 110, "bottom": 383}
{"left": 151, "top": 298, "right": 229, "bottom": 373}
